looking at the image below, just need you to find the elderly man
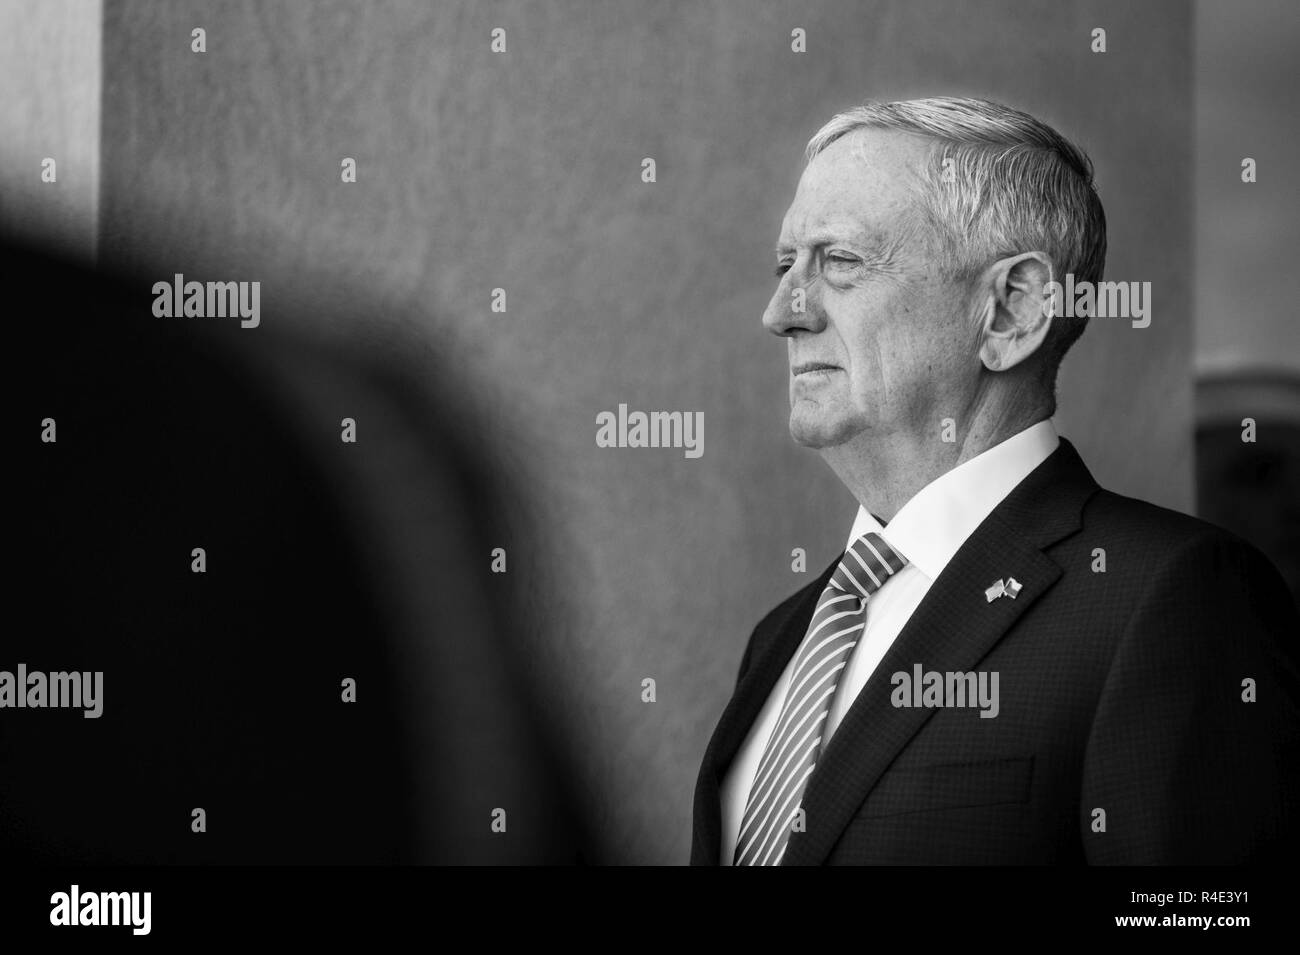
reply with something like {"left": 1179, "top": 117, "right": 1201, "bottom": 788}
{"left": 691, "top": 97, "right": 1300, "bottom": 866}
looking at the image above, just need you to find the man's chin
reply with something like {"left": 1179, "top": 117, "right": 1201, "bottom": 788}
{"left": 789, "top": 411, "right": 858, "bottom": 450}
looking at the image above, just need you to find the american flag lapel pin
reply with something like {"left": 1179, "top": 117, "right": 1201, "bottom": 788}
{"left": 985, "top": 579, "right": 1006, "bottom": 602}
{"left": 1004, "top": 577, "right": 1023, "bottom": 599}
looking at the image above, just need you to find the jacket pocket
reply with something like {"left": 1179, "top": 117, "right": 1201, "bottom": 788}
{"left": 855, "top": 755, "right": 1034, "bottom": 819}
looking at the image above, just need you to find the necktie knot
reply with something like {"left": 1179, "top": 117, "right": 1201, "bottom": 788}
{"left": 830, "top": 531, "right": 907, "bottom": 598}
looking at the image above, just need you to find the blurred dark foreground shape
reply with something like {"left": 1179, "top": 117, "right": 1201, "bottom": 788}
{"left": 2, "top": 234, "right": 599, "bottom": 865}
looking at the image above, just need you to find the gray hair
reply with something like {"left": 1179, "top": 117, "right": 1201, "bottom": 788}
{"left": 806, "top": 96, "right": 1107, "bottom": 380}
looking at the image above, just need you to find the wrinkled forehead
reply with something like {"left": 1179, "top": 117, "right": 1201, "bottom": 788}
{"left": 777, "top": 128, "right": 932, "bottom": 251}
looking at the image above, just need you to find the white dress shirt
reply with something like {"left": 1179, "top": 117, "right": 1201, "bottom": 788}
{"left": 719, "top": 419, "right": 1061, "bottom": 863}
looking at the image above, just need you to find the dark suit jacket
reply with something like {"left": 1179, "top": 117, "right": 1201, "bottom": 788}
{"left": 692, "top": 438, "right": 1300, "bottom": 864}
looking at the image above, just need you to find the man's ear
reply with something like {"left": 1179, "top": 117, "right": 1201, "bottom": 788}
{"left": 976, "top": 251, "right": 1054, "bottom": 372}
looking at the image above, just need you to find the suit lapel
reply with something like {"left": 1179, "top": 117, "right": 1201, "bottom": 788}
{"left": 691, "top": 557, "right": 836, "bottom": 864}
{"left": 781, "top": 437, "right": 1099, "bottom": 865}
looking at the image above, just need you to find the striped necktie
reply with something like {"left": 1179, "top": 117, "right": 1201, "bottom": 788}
{"left": 733, "top": 531, "right": 907, "bottom": 866}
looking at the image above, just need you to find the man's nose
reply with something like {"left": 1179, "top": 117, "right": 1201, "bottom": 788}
{"left": 762, "top": 271, "right": 825, "bottom": 337}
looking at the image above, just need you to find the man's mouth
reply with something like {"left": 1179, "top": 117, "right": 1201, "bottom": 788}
{"left": 792, "top": 362, "right": 840, "bottom": 376}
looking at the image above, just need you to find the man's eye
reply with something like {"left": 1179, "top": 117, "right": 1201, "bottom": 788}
{"left": 773, "top": 263, "right": 792, "bottom": 277}
{"left": 826, "top": 253, "right": 859, "bottom": 267}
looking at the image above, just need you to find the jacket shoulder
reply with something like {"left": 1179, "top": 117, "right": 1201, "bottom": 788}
{"left": 1083, "top": 488, "right": 1270, "bottom": 558}
{"left": 1076, "top": 488, "right": 1296, "bottom": 622}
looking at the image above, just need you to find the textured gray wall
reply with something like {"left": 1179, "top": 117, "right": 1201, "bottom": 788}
{"left": 100, "top": 0, "right": 1191, "bottom": 863}
{"left": 1194, "top": 0, "right": 1300, "bottom": 376}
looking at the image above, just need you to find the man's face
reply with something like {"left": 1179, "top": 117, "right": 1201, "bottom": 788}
{"left": 763, "top": 128, "right": 977, "bottom": 450}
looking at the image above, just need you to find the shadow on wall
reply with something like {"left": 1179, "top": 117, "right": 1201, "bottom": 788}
{"left": 3, "top": 230, "right": 605, "bottom": 865}
{"left": 1196, "top": 371, "right": 1300, "bottom": 612}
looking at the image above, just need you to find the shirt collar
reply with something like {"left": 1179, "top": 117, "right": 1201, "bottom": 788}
{"left": 845, "top": 419, "right": 1060, "bottom": 580}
